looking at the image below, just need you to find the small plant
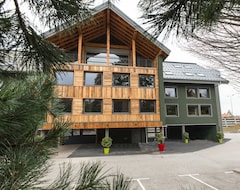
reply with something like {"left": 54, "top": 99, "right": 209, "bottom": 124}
{"left": 183, "top": 132, "right": 189, "bottom": 140}
{"left": 155, "top": 132, "right": 166, "bottom": 144}
{"left": 216, "top": 131, "right": 224, "bottom": 139}
{"left": 101, "top": 137, "right": 113, "bottom": 148}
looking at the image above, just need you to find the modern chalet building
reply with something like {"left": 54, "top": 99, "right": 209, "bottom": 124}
{"left": 41, "top": 2, "right": 227, "bottom": 144}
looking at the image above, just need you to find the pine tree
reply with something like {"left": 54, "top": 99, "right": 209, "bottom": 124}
{"left": 0, "top": 1, "right": 131, "bottom": 189}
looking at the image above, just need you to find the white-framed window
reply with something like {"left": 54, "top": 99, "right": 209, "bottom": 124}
{"left": 166, "top": 104, "right": 179, "bottom": 116}
{"left": 187, "top": 104, "right": 212, "bottom": 116}
{"left": 165, "top": 87, "right": 177, "bottom": 98}
{"left": 186, "top": 87, "right": 210, "bottom": 98}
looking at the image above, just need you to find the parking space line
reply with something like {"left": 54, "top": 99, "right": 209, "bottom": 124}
{"left": 179, "top": 174, "right": 219, "bottom": 190}
{"left": 132, "top": 178, "right": 149, "bottom": 190}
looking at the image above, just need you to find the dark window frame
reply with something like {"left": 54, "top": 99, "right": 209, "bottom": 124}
{"left": 165, "top": 87, "right": 178, "bottom": 98}
{"left": 83, "top": 99, "right": 102, "bottom": 114}
{"left": 59, "top": 98, "right": 72, "bottom": 114}
{"left": 56, "top": 71, "right": 74, "bottom": 85}
{"left": 112, "top": 73, "right": 130, "bottom": 87}
{"left": 84, "top": 72, "right": 103, "bottom": 86}
{"left": 112, "top": 99, "right": 130, "bottom": 113}
{"left": 140, "top": 100, "right": 156, "bottom": 113}
{"left": 139, "top": 74, "right": 155, "bottom": 88}
{"left": 165, "top": 104, "right": 179, "bottom": 117}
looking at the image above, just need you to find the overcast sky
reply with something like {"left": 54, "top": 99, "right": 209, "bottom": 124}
{"left": 95, "top": 0, "right": 240, "bottom": 115}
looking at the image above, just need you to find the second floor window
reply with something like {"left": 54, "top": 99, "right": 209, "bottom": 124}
{"left": 166, "top": 104, "right": 179, "bottom": 116}
{"left": 113, "top": 73, "right": 130, "bottom": 86}
{"left": 187, "top": 87, "right": 210, "bottom": 98}
{"left": 139, "top": 74, "right": 155, "bottom": 87}
{"left": 84, "top": 72, "right": 102, "bottom": 86}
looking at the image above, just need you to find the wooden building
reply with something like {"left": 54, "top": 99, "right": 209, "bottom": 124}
{"left": 42, "top": 2, "right": 170, "bottom": 144}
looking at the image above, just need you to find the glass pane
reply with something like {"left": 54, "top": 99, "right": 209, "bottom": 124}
{"left": 86, "top": 52, "right": 106, "bottom": 64}
{"left": 201, "top": 105, "right": 211, "bottom": 115}
{"left": 199, "top": 88, "right": 210, "bottom": 98}
{"left": 139, "top": 74, "right": 155, "bottom": 87}
{"left": 136, "top": 54, "right": 153, "bottom": 67}
{"left": 140, "top": 100, "right": 155, "bottom": 113}
{"left": 110, "top": 53, "right": 129, "bottom": 66}
{"left": 166, "top": 105, "right": 178, "bottom": 116}
{"left": 187, "top": 88, "right": 197, "bottom": 98}
{"left": 84, "top": 99, "right": 102, "bottom": 113}
{"left": 56, "top": 71, "right": 73, "bottom": 85}
{"left": 188, "top": 105, "right": 199, "bottom": 116}
{"left": 113, "top": 73, "right": 130, "bottom": 86}
{"left": 59, "top": 98, "right": 72, "bottom": 113}
{"left": 113, "top": 99, "right": 129, "bottom": 113}
{"left": 84, "top": 72, "right": 102, "bottom": 86}
{"left": 165, "top": 87, "right": 177, "bottom": 97}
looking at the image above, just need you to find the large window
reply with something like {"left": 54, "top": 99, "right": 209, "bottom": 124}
{"left": 86, "top": 48, "right": 129, "bottom": 66}
{"left": 139, "top": 74, "right": 155, "bottom": 87}
{"left": 136, "top": 53, "right": 153, "bottom": 67}
{"left": 187, "top": 104, "right": 212, "bottom": 116}
{"left": 84, "top": 99, "right": 102, "bottom": 113}
{"left": 186, "top": 87, "right": 210, "bottom": 98}
{"left": 113, "top": 99, "right": 130, "bottom": 113}
{"left": 59, "top": 98, "right": 72, "bottom": 113}
{"left": 56, "top": 71, "right": 73, "bottom": 85}
{"left": 166, "top": 104, "right": 178, "bottom": 116}
{"left": 165, "top": 87, "right": 177, "bottom": 98}
{"left": 113, "top": 73, "right": 130, "bottom": 86}
{"left": 140, "top": 100, "right": 156, "bottom": 113}
{"left": 84, "top": 72, "right": 102, "bottom": 86}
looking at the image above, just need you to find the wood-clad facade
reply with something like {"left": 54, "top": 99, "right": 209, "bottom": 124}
{"left": 42, "top": 2, "right": 170, "bottom": 144}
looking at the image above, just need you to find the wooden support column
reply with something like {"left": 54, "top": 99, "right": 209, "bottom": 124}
{"left": 132, "top": 31, "right": 137, "bottom": 67}
{"left": 106, "top": 9, "right": 110, "bottom": 65}
{"left": 77, "top": 29, "right": 83, "bottom": 64}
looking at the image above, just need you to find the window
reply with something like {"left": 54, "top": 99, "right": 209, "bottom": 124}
{"left": 187, "top": 105, "right": 199, "bottom": 116}
{"left": 165, "top": 87, "right": 177, "bottom": 98}
{"left": 186, "top": 88, "right": 197, "bottom": 98}
{"left": 84, "top": 72, "right": 102, "bottom": 86}
{"left": 199, "top": 88, "right": 210, "bottom": 98}
{"left": 187, "top": 104, "right": 212, "bottom": 116}
{"left": 113, "top": 99, "right": 130, "bottom": 113}
{"left": 140, "top": 100, "right": 156, "bottom": 113}
{"left": 139, "top": 74, "right": 155, "bottom": 87}
{"left": 84, "top": 99, "right": 102, "bottom": 113}
{"left": 166, "top": 104, "right": 178, "bottom": 116}
{"left": 59, "top": 98, "right": 72, "bottom": 113}
{"left": 201, "top": 105, "right": 211, "bottom": 116}
{"left": 136, "top": 54, "right": 153, "bottom": 67}
{"left": 113, "top": 73, "right": 130, "bottom": 86}
{"left": 56, "top": 71, "right": 73, "bottom": 85}
{"left": 186, "top": 87, "right": 210, "bottom": 98}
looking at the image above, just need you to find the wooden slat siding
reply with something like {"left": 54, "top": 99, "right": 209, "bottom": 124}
{"left": 42, "top": 121, "right": 163, "bottom": 130}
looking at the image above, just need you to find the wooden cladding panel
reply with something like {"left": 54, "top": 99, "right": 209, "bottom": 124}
{"left": 55, "top": 86, "right": 74, "bottom": 98}
{"left": 82, "top": 86, "right": 102, "bottom": 98}
{"left": 43, "top": 120, "right": 163, "bottom": 130}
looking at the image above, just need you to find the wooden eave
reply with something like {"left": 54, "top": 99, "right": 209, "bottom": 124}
{"left": 46, "top": 4, "right": 169, "bottom": 59}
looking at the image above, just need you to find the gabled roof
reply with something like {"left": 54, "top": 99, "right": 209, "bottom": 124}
{"left": 163, "top": 61, "right": 228, "bottom": 84}
{"left": 44, "top": 2, "right": 170, "bottom": 59}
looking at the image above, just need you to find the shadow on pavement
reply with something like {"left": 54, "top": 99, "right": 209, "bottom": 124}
{"left": 68, "top": 139, "right": 231, "bottom": 158}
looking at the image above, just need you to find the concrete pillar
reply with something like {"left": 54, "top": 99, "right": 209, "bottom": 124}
{"left": 182, "top": 125, "right": 186, "bottom": 139}
{"left": 105, "top": 128, "right": 109, "bottom": 137}
{"left": 40, "top": 130, "right": 45, "bottom": 137}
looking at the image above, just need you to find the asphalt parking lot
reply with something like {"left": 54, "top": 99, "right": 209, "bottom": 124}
{"left": 48, "top": 133, "right": 240, "bottom": 190}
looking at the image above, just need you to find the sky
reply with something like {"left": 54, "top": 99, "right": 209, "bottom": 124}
{"left": 93, "top": 0, "right": 240, "bottom": 115}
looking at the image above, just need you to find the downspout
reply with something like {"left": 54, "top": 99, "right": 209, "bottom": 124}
{"left": 215, "top": 83, "right": 223, "bottom": 132}
{"left": 158, "top": 56, "right": 166, "bottom": 126}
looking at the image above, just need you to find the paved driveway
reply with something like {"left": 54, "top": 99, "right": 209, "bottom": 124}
{"left": 48, "top": 133, "right": 240, "bottom": 190}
